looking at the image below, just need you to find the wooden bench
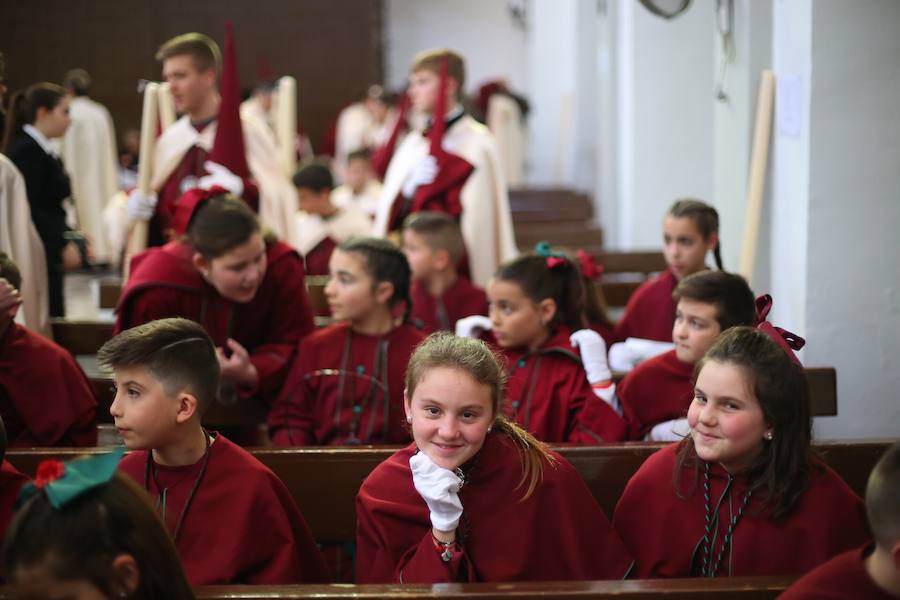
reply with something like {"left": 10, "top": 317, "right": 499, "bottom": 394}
{"left": 8, "top": 440, "right": 889, "bottom": 547}
{"left": 0, "top": 577, "right": 795, "bottom": 599}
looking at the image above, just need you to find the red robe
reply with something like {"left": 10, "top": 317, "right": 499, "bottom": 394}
{"left": 0, "top": 461, "right": 29, "bottom": 542}
{"left": 613, "top": 443, "right": 871, "bottom": 578}
{"left": 500, "top": 328, "right": 627, "bottom": 443}
{"left": 303, "top": 237, "right": 336, "bottom": 277}
{"left": 356, "top": 432, "right": 633, "bottom": 583}
{"left": 267, "top": 322, "right": 426, "bottom": 446}
{"left": 150, "top": 125, "right": 259, "bottom": 247}
{"left": 611, "top": 269, "right": 678, "bottom": 344}
{"left": 119, "top": 433, "right": 328, "bottom": 585}
{"left": 410, "top": 277, "right": 488, "bottom": 333}
{"left": 116, "top": 240, "right": 314, "bottom": 402}
{"left": 619, "top": 349, "right": 695, "bottom": 440}
{"left": 779, "top": 545, "right": 895, "bottom": 600}
{"left": 0, "top": 322, "right": 97, "bottom": 447}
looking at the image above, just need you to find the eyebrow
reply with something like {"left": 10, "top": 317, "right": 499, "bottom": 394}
{"left": 695, "top": 387, "right": 744, "bottom": 403}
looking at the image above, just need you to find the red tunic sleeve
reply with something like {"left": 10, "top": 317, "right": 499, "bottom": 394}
{"left": 618, "top": 349, "right": 695, "bottom": 440}
{"left": 778, "top": 545, "right": 893, "bottom": 600}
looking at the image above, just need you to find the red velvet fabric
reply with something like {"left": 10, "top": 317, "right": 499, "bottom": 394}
{"left": 0, "top": 323, "right": 97, "bottom": 447}
{"left": 356, "top": 432, "right": 633, "bottom": 583}
{"left": 779, "top": 545, "right": 895, "bottom": 600}
{"left": 0, "top": 460, "right": 30, "bottom": 543}
{"left": 619, "top": 349, "right": 695, "bottom": 440}
{"left": 410, "top": 277, "right": 487, "bottom": 333}
{"left": 611, "top": 269, "right": 678, "bottom": 344}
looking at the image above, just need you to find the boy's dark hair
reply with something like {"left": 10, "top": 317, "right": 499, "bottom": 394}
{"left": 0, "top": 252, "right": 22, "bottom": 291}
{"left": 3, "top": 473, "right": 195, "bottom": 599}
{"left": 494, "top": 253, "right": 587, "bottom": 333}
{"left": 676, "top": 327, "right": 814, "bottom": 521}
{"left": 292, "top": 162, "right": 334, "bottom": 193}
{"left": 867, "top": 440, "right": 900, "bottom": 550}
{"left": 347, "top": 148, "right": 371, "bottom": 163}
{"left": 668, "top": 199, "right": 723, "bottom": 271}
{"left": 97, "top": 318, "right": 219, "bottom": 415}
{"left": 156, "top": 32, "right": 221, "bottom": 76}
{"left": 338, "top": 238, "right": 412, "bottom": 323}
{"left": 64, "top": 68, "right": 91, "bottom": 96}
{"left": 187, "top": 193, "right": 261, "bottom": 260}
{"left": 403, "top": 211, "right": 465, "bottom": 265}
{"left": 673, "top": 271, "right": 756, "bottom": 331}
{"left": 411, "top": 48, "right": 465, "bottom": 99}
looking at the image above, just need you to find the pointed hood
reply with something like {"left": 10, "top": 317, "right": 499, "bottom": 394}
{"left": 207, "top": 21, "right": 250, "bottom": 178}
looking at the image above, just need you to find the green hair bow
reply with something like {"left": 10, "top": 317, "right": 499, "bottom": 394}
{"left": 534, "top": 241, "right": 567, "bottom": 268}
{"left": 19, "top": 447, "right": 126, "bottom": 509}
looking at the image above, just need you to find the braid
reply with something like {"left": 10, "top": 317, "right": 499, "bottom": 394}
{"left": 338, "top": 237, "right": 412, "bottom": 322}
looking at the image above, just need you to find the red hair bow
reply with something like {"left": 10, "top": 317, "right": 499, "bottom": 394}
{"left": 35, "top": 460, "right": 66, "bottom": 489}
{"left": 170, "top": 185, "right": 229, "bottom": 236}
{"left": 755, "top": 294, "right": 806, "bottom": 366}
{"left": 546, "top": 256, "right": 566, "bottom": 269}
{"left": 576, "top": 249, "right": 604, "bottom": 280}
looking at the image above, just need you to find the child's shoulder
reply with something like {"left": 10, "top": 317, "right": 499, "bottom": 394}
{"left": 631, "top": 269, "right": 677, "bottom": 302}
{"left": 393, "top": 322, "right": 428, "bottom": 344}
{"left": 303, "top": 322, "right": 352, "bottom": 347}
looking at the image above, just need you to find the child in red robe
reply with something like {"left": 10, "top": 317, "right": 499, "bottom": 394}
{"left": 613, "top": 327, "right": 870, "bottom": 578}
{"left": 116, "top": 190, "right": 314, "bottom": 405}
{"left": 402, "top": 211, "right": 487, "bottom": 333}
{"left": 456, "top": 247, "right": 626, "bottom": 443}
{"left": 101, "top": 318, "right": 328, "bottom": 585}
{"left": 268, "top": 238, "right": 425, "bottom": 445}
{"left": 0, "top": 253, "right": 96, "bottom": 447}
{"left": 0, "top": 415, "right": 30, "bottom": 546}
{"left": 618, "top": 271, "right": 756, "bottom": 440}
{"left": 4, "top": 449, "right": 195, "bottom": 598}
{"left": 356, "top": 332, "right": 633, "bottom": 583}
{"left": 291, "top": 162, "right": 371, "bottom": 277}
{"left": 611, "top": 199, "right": 723, "bottom": 346}
{"left": 781, "top": 440, "right": 900, "bottom": 599}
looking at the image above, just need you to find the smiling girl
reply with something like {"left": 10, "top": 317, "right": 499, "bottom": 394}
{"left": 268, "top": 237, "right": 425, "bottom": 446}
{"left": 613, "top": 327, "right": 870, "bottom": 577}
{"left": 116, "top": 190, "right": 314, "bottom": 404}
{"left": 356, "top": 332, "right": 632, "bottom": 583}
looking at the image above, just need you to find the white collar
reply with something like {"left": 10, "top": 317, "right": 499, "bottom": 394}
{"left": 23, "top": 124, "right": 56, "bottom": 156}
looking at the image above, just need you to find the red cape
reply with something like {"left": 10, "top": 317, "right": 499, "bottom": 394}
{"left": 268, "top": 322, "right": 426, "bottom": 446}
{"left": 611, "top": 269, "right": 678, "bottom": 344}
{"left": 0, "top": 322, "right": 97, "bottom": 447}
{"left": 779, "top": 545, "right": 894, "bottom": 600}
{"left": 410, "top": 277, "right": 488, "bottom": 333}
{"left": 0, "top": 460, "right": 30, "bottom": 543}
{"left": 356, "top": 432, "right": 633, "bottom": 583}
{"left": 116, "top": 240, "right": 314, "bottom": 401}
{"left": 501, "top": 328, "right": 627, "bottom": 443}
{"left": 119, "top": 434, "right": 328, "bottom": 584}
{"left": 613, "top": 443, "right": 871, "bottom": 578}
{"left": 619, "top": 349, "right": 695, "bottom": 440}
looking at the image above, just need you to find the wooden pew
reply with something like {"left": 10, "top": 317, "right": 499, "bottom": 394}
{"left": 51, "top": 318, "right": 115, "bottom": 355}
{"left": 8, "top": 440, "right": 890, "bottom": 548}
{"left": 0, "top": 577, "right": 795, "bottom": 599}
{"left": 99, "top": 277, "right": 122, "bottom": 309}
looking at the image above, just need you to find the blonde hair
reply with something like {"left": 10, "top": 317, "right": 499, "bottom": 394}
{"left": 156, "top": 32, "right": 221, "bottom": 75}
{"left": 405, "top": 332, "right": 556, "bottom": 499}
{"left": 410, "top": 48, "right": 465, "bottom": 99}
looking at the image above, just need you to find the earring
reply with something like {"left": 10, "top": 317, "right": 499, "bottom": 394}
{"left": 406, "top": 416, "right": 412, "bottom": 424}
{"left": 765, "top": 431, "right": 774, "bottom": 441}
{"left": 487, "top": 426, "right": 492, "bottom": 433}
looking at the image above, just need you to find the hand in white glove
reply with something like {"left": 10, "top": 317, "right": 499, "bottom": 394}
{"left": 570, "top": 329, "right": 612, "bottom": 384}
{"left": 410, "top": 451, "right": 463, "bottom": 532}
{"left": 455, "top": 315, "right": 492, "bottom": 339}
{"left": 401, "top": 154, "right": 438, "bottom": 198}
{"left": 199, "top": 160, "right": 244, "bottom": 196}
{"left": 127, "top": 189, "right": 158, "bottom": 221}
{"left": 647, "top": 417, "right": 691, "bottom": 442}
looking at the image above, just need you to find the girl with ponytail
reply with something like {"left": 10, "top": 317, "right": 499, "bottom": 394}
{"left": 356, "top": 332, "right": 633, "bottom": 583}
{"left": 611, "top": 199, "right": 723, "bottom": 345}
{"left": 268, "top": 237, "right": 426, "bottom": 446}
{"left": 456, "top": 244, "right": 627, "bottom": 443}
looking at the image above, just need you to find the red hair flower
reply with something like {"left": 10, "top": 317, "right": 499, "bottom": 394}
{"left": 35, "top": 460, "right": 66, "bottom": 489}
{"left": 576, "top": 249, "right": 604, "bottom": 280}
{"left": 546, "top": 256, "right": 566, "bottom": 269}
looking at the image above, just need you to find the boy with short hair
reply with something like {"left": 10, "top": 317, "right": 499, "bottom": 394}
{"left": 101, "top": 317, "right": 327, "bottom": 585}
{"left": 373, "top": 48, "right": 517, "bottom": 287}
{"left": 402, "top": 211, "right": 487, "bottom": 332}
{"left": 331, "top": 149, "right": 382, "bottom": 218}
{"left": 0, "top": 252, "right": 96, "bottom": 447}
{"left": 618, "top": 270, "right": 756, "bottom": 440}
{"left": 781, "top": 439, "right": 900, "bottom": 599}
{"left": 291, "top": 162, "right": 371, "bottom": 276}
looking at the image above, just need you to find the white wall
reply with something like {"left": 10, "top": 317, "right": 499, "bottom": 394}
{"left": 803, "top": 0, "right": 900, "bottom": 438}
{"left": 383, "top": 0, "right": 528, "bottom": 94}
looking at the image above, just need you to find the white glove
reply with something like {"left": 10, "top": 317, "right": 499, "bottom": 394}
{"left": 199, "top": 160, "right": 244, "bottom": 196}
{"left": 570, "top": 329, "right": 612, "bottom": 384}
{"left": 410, "top": 451, "right": 463, "bottom": 532}
{"left": 401, "top": 154, "right": 438, "bottom": 198}
{"left": 647, "top": 417, "right": 691, "bottom": 442}
{"left": 455, "top": 315, "right": 492, "bottom": 339}
{"left": 608, "top": 337, "right": 675, "bottom": 372}
{"left": 127, "top": 189, "right": 158, "bottom": 221}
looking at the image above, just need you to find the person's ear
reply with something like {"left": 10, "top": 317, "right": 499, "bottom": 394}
{"left": 891, "top": 539, "right": 900, "bottom": 573}
{"left": 110, "top": 553, "right": 140, "bottom": 596}
{"left": 403, "top": 388, "right": 412, "bottom": 421}
{"left": 373, "top": 280, "right": 395, "bottom": 306}
{"left": 174, "top": 390, "right": 199, "bottom": 424}
{"left": 35, "top": 105, "right": 50, "bottom": 121}
{"left": 705, "top": 231, "right": 720, "bottom": 252}
{"left": 5, "top": 303, "right": 19, "bottom": 320}
{"left": 537, "top": 298, "right": 557, "bottom": 327}
{"left": 192, "top": 253, "right": 210, "bottom": 277}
